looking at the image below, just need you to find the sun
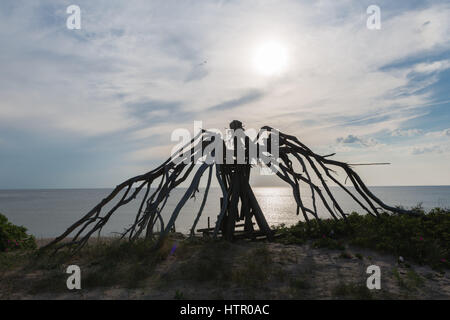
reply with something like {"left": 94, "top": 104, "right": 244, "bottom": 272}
{"left": 253, "top": 42, "right": 288, "bottom": 76}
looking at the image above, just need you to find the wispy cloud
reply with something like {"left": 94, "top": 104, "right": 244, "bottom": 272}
{"left": 411, "top": 145, "right": 449, "bottom": 155}
{"left": 391, "top": 128, "right": 424, "bottom": 136}
{"left": 207, "top": 90, "right": 265, "bottom": 111}
{"left": 412, "top": 60, "right": 450, "bottom": 74}
{"left": 426, "top": 128, "right": 450, "bottom": 137}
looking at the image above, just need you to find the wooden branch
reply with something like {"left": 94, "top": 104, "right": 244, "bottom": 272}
{"left": 41, "top": 122, "right": 415, "bottom": 254}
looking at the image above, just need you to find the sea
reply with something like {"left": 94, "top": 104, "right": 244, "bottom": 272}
{"left": 0, "top": 186, "right": 449, "bottom": 238}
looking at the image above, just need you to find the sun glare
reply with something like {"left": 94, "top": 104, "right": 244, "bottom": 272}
{"left": 253, "top": 42, "right": 288, "bottom": 76}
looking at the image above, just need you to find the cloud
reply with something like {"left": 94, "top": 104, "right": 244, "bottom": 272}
{"left": 425, "top": 128, "right": 450, "bottom": 138}
{"left": 390, "top": 127, "right": 450, "bottom": 139}
{"left": 337, "top": 135, "right": 362, "bottom": 144}
{"left": 412, "top": 60, "right": 450, "bottom": 74}
{"left": 126, "top": 100, "right": 195, "bottom": 125}
{"left": 1, "top": 0, "right": 450, "bottom": 187}
{"left": 2, "top": 0, "right": 449, "bottom": 139}
{"left": 336, "top": 135, "right": 379, "bottom": 147}
{"left": 128, "top": 144, "right": 174, "bottom": 163}
{"left": 391, "top": 128, "right": 424, "bottom": 136}
{"left": 207, "top": 90, "right": 265, "bottom": 111}
{"left": 411, "top": 145, "right": 448, "bottom": 155}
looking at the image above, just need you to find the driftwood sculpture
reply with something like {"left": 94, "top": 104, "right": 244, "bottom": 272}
{"left": 43, "top": 120, "right": 411, "bottom": 253}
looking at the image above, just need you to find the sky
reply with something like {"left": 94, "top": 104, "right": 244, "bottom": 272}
{"left": 0, "top": 0, "right": 449, "bottom": 189}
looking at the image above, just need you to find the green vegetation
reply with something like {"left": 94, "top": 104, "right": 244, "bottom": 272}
{"left": 275, "top": 208, "right": 450, "bottom": 269}
{"left": 290, "top": 276, "right": 311, "bottom": 294}
{"left": 339, "top": 251, "right": 353, "bottom": 259}
{"left": 1, "top": 236, "right": 179, "bottom": 294}
{"left": 0, "top": 213, "right": 37, "bottom": 274}
{"left": 332, "top": 282, "right": 373, "bottom": 300}
{"left": 167, "top": 240, "right": 234, "bottom": 284}
{"left": 231, "top": 246, "right": 274, "bottom": 288}
{"left": 0, "top": 213, "right": 36, "bottom": 252}
{"left": 167, "top": 241, "right": 276, "bottom": 289}
{"left": 1, "top": 207, "right": 449, "bottom": 299}
{"left": 77, "top": 238, "right": 175, "bottom": 289}
{"left": 392, "top": 267, "right": 425, "bottom": 291}
{"left": 174, "top": 290, "right": 185, "bottom": 300}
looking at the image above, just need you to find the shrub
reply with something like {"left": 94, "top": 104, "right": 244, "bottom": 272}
{"left": 0, "top": 213, "right": 36, "bottom": 252}
{"left": 174, "top": 290, "right": 185, "bottom": 300}
{"left": 332, "top": 282, "right": 373, "bottom": 300}
{"left": 275, "top": 209, "right": 450, "bottom": 269}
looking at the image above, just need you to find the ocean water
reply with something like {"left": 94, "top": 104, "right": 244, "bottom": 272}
{"left": 0, "top": 186, "right": 449, "bottom": 238}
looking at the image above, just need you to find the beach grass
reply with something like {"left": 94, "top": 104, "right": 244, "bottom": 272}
{"left": 274, "top": 207, "right": 450, "bottom": 270}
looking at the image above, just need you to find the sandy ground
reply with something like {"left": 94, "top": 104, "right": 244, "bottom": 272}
{"left": 1, "top": 240, "right": 449, "bottom": 300}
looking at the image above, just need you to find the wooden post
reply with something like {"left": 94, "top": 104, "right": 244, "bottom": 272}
{"left": 246, "top": 185, "right": 273, "bottom": 240}
{"left": 225, "top": 173, "right": 240, "bottom": 241}
{"left": 238, "top": 166, "right": 254, "bottom": 236}
{"left": 218, "top": 120, "right": 273, "bottom": 241}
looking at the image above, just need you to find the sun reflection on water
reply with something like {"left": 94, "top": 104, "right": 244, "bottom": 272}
{"left": 253, "top": 187, "right": 299, "bottom": 227}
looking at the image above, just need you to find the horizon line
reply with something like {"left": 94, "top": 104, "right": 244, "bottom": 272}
{"left": 1, "top": 184, "right": 450, "bottom": 191}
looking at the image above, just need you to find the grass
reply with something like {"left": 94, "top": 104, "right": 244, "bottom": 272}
{"left": 2, "top": 208, "right": 448, "bottom": 299}
{"left": 406, "top": 269, "right": 425, "bottom": 288}
{"left": 167, "top": 240, "right": 234, "bottom": 285}
{"left": 0, "top": 250, "right": 33, "bottom": 272}
{"left": 231, "top": 246, "right": 274, "bottom": 288}
{"left": 0, "top": 236, "right": 180, "bottom": 295}
{"left": 312, "top": 237, "right": 345, "bottom": 251}
{"left": 392, "top": 267, "right": 425, "bottom": 291}
{"left": 275, "top": 207, "right": 450, "bottom": 269}
{"left": 332, "top": 282, "right": 373, "bottom": 300}
{"left": 289, "top": 276, "right": 311, "bottom": 298}
{"left": 29, "top": 268, "right": 68, "bottom": 294}
{"left": 392, "top": 267, "right": 404, "bottom": 286}
{"left": 174, "top": 289, "right": 185, "bottom": 300}
{"left": 79, "top": 237, "right": 175, "bottom": 289}
{"left": 339, "top": 251, "right": 353, "bottom": 259}
{"left": 3, "top": 236, "right": 282, "bottom": 297}
{"left": 278, "top": 248, "right": 298, "bottom": 264}
{"left": 168, "top": 241, "right": 278, "bottom": 291}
